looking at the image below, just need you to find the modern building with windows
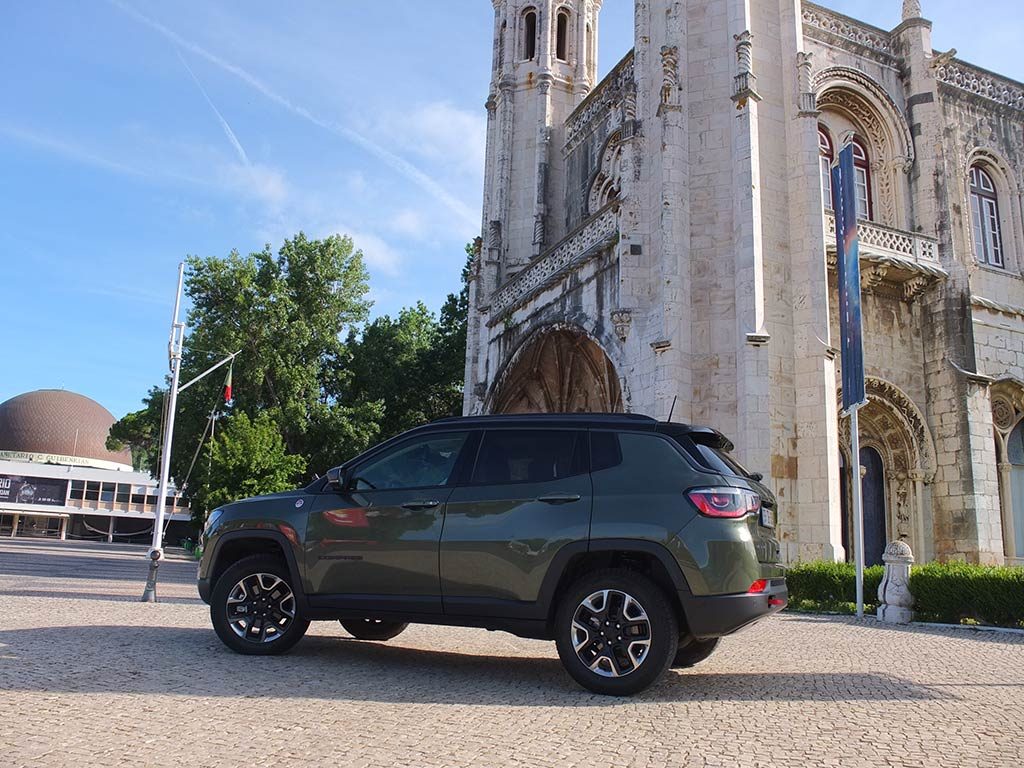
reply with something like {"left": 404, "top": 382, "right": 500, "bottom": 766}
{"left": 0, "top": 389, "right": 190, "bottom": 543}
{"left": 464, "top": 0, "right": 1024, "bottom": 566}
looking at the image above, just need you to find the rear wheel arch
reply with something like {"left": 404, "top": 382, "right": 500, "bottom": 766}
{"left": 543, "top": 541, "right": 691, "bottom": 633}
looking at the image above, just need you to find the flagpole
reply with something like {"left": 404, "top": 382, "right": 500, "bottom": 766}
{"left": 142, "top": 262, "right": 185, "bottom": 602}
{"left": 850, "top": 404, "right": 865, "bottom": 617}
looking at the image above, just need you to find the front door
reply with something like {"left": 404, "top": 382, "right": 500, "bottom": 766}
{"left": 860, "top": 446, "right": 887, "bottom": 567}
{"left": 441, "top": 428, "right": 591, "bottom": 616}
{"left": 306, "top": 431, "right": 471, "bottom": 613}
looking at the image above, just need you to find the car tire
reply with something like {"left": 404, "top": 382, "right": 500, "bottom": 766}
{"left": 554, "top": 568, "right": 678, "bottom": 696}
{"left": 210, "top": 554, "right": 310, "bottom": 655}
{"left": 340, "top": 619, "right": 409, "bottom": 641}
{"left": 671, "top": 636, "right": 720, "bottom": 668}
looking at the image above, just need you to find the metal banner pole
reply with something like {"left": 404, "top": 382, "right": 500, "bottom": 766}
{"left": 142, "top": 262, "right": 185, "bottom": 603}
{"left": 850, "top": 404, "right": 865, "bottom": 618}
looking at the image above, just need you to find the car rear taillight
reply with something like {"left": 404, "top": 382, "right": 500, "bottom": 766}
{"left": 687, "top": 488, "right": 761, "bottom": 519}
{"left": 748, "top": 579, "right": 768, "bottom": 594}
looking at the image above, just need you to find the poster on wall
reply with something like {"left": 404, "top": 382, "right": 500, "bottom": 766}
{"left": 0, "top": 475, "right": 68, "bottom": 506}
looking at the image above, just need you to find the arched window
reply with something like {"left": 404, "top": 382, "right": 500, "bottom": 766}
{"left": 970, "top": 165, "right": 1004, "bottom": 268}
{"left": 522, "top": 9, "right": 537, "bottom": 61}
{"left": 852, "top": 137, "right": 872, "bottom": 221}
{"left": 556, "top": 10, "right": 570, "bottom": 62}
{"left": 819, "top": 126, "right": 833, "bottom": 209}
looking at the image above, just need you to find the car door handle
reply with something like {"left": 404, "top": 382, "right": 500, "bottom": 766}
{"left": 537, "top": 493, "right": 582, "bottom": 505}
{"left": 401, "top": 499, "right": 440, "bottom": 511}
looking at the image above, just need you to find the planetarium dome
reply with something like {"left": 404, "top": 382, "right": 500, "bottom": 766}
{"left": 0, "top": 390, "right": 133, "bottom": 470}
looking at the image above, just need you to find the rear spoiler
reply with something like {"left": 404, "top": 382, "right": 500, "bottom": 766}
{"left": 655, "top": 423, "right": 735, "bottom": 452}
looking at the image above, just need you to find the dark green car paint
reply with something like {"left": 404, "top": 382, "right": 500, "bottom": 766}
{"left": 199, "top": 414, "right": 786, "bottom": 640}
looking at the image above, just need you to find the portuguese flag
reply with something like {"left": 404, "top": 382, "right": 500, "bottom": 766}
{"left": 223, "top": 363, "right": 233, "bottom": 404}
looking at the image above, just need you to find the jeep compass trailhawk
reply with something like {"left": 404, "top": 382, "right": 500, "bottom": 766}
{"left": 198, "top": 413, "right": 786, "bottom": 696}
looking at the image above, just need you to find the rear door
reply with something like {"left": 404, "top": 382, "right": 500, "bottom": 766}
{"left": 440, "top": 428, "right": 591, "bottom": 616}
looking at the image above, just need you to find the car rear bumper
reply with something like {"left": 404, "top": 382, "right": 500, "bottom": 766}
{"left": 680, "top": 579, "right": 787, "bottom": 639}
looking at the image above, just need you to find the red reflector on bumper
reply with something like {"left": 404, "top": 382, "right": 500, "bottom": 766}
{"left": 768, "top": 597, "right": 786, "bottom": 607}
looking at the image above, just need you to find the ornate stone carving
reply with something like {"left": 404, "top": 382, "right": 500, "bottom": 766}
{"left": 490, "top": 325, "right": 623, "bottom": 414}
{"left": 936, "top": 60, "right": 1024, "bottom": 112}
{"left": 491, "top": 205, "right": 619, "bottom": 317}
{"left": 611, "top": 309, "right": 633, "bottom": 342}
{"left": 862, "top": 264, "right": 888, "bottom": 290}
{"left": 659, "top": 45, "right": 681, "bottom": 112}
{"left": 877, "top": 540, "right": 914, "bottom": 624}
{"left": 992, "top": 395, "right": 1016, "bottom": 431}
{"left": 903, "top": 276, "right": 930, "bottom": 301}
{"left": 797, "top": 51, "right": 817, "bottom": 115}
{"left": 731, "top": 32, "right": 760, "bottom": 108}
{"left": 565, "top": 52, "right": 635, "bottom": 153}
{"left": 588, "top": 134, "right": 623, "bottom": 215}
{"left": 801, "top": 6, "right": 895, "bottom": 61}
{"left": 901, "top": 0, "right": 922, "bottom": 21}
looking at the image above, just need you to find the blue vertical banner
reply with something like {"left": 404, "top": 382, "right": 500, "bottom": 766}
{"left": 831, "top": 143, "right": 867, "bottom": 412}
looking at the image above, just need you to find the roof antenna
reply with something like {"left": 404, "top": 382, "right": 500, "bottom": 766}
{"left": 667, "top": 395, "right": 677, "bottom": 423}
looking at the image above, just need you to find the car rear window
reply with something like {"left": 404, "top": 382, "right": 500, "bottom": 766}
{"left": 471, "top": 430, "right": 586, "bottom": 484}
{"left": 675, "top": 436, "right": 752, "bottom": 478}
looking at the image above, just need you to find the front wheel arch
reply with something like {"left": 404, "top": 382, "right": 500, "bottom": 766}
{"left": 208, "top": 531, "right": 307, "bottom": 609}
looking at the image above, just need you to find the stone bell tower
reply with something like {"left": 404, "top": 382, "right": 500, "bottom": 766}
{"left": 479, "top": 0, "right": 602, "bottom": 294}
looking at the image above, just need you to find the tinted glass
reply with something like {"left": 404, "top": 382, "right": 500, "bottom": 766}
{"left": 472, "top": 430, "right": 584, "bottom": 485}
{"left": 677, "top": 437, "right": 751, "bottom": 478}
{"left": 590, "top": 430, "right": 623, "bottom": 472}
{"left": 352, "top": 433, "right": 469, "bottom": 491}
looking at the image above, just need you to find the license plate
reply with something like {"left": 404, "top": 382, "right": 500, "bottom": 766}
{"left": 760, "top": 505, "right": 774, "bottom": 528}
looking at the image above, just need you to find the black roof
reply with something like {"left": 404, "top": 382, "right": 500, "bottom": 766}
{"left": 425, "top": 412, "right": 732, "bottom": 449}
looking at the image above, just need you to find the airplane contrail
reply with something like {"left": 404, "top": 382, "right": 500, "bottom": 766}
{"left": 175, "top": 48, "right": 250, "bottom": 167}
{"left": 108, "top": 0, "right": 479, "bottom": 232}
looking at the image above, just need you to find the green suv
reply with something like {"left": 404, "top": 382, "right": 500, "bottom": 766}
{"left": 198, "top": 413, "right": 786, "bottom": 696}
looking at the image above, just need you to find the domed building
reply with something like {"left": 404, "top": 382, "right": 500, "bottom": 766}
{"left": 0, "top": 389, "right": 190, "bottom": 542}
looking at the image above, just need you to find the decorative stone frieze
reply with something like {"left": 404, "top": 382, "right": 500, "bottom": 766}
{"left": 936, "top": 60, "right": 1024, "bottom": 112}
{"left": 659, "top": 45, "right": 681, "bottom": 114}
{"left": 489, "top": 204, "right": 619, "bottom": 318}
{"left": 564, "top": 52, "right": 635, "bottom": 153}
{"left": 802, "top": 3, "right": 896, "bottom": 65}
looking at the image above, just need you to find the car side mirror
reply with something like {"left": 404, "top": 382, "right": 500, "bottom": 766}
{"left": 326, "top": 466, "right": 345, "bottom": 490}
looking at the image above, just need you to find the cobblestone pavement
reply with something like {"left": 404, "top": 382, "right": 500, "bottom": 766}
{"left": 0, "top": 540, "right": 1022, "bottom": 768}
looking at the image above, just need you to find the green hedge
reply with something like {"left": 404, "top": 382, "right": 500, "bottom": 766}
{"left": 785, "top": 561, "right": 884, "bottom": 614}
{"left": 785, "top": 560, "right": 1024, "bottom": 628}
{"left": 910, "top": 562, "right": 1024, "bottom": 628}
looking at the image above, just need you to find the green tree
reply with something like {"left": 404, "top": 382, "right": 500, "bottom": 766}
{"left": 203, "top": 412, "right": 307, "bottom": 510}
{"left": 109, "top": 233, "right": 382, "bottom": 515}
{"left": 345, "top": 243, "right": 473, "bottom": 440}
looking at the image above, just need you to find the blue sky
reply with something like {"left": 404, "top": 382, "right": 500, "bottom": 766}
{"left": 2, "top": 1, "right": 1020, "bottom": 418}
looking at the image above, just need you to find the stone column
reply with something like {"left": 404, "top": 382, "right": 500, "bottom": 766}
{"left": 10, "top": 513, "right": 18, "bottom": 538}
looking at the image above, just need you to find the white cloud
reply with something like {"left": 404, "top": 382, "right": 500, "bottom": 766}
{"left": 379, "top": 101, "right": 487, "bottom": 181}
{"left": 389, "top": 209, "right": 428, "bottom": 238}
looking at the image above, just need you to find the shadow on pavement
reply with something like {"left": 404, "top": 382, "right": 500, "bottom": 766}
{"left": 0, "top": 624, "right": 951, "bottom": 705}
{"left": 779, "top": 613, "right": 1024, "bottom": 646}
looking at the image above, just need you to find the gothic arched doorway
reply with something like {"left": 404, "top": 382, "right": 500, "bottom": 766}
{"left": 838, "top": 446, "right": 889, "bottom": 567}
{"left": 490, "top": 326, "right": 623, "bottom": 414}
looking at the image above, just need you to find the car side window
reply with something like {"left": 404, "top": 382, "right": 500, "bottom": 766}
{"left": 351, "top": 433, "right": 469, "bottom": 491}
{"left": 471, "top": 429, "right": 585, "bottom": 485}
{"left": 590, "top": 430, "right": 623, "bottom": 472}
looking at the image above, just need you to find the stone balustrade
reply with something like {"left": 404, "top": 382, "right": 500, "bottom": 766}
{"left": 824, "top": 212, "right": 945, "bottom": 299}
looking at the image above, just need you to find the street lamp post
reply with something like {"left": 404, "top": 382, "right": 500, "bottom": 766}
{"left": 142, "top": 262, "right": 186, "bottom": 603}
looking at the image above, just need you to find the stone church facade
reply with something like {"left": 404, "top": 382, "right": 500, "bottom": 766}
{"left": 463, "top": 0, "right": 1024, "bottom": 567}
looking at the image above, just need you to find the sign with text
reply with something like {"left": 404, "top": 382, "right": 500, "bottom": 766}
{"left": 0, "top": 474, "right": 69, "bottom": 506}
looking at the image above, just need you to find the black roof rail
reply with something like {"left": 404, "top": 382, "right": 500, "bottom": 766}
{"left": 429, "top": 412, "right": 658, "bottom": 424}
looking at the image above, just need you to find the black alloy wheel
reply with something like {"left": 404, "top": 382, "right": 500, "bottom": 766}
{"left": 210, "top": 554, "right": 310, "bottom": 655}
{"left": 555, "top": 568, "right": 678, "bottom": 696}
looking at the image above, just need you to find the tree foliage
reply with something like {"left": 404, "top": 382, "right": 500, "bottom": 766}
{"left": 204, "top": 412, "right": 307, "bottom": 510}
{"left": 108, "top": 234, "right": 472, "bottom": 523}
